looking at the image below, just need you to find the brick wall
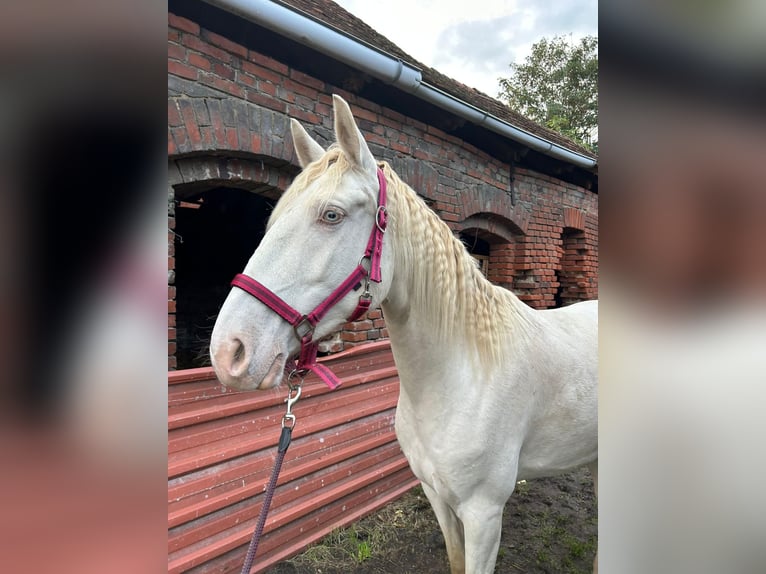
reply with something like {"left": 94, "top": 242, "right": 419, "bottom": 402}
{"left": 167, "top": 11, "right": 598, "bottom": 365}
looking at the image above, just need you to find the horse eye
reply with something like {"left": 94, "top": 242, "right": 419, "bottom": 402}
{"left": 320, "top": 208, "right": 344, "bottom": 224}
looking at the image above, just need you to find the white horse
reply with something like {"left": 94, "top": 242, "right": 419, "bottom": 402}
{"left": 210, "top": 95, "right": 598, "bottom": 574}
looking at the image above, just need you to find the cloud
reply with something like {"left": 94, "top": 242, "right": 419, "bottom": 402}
{"left": 431, "top": 0, "right": 596, "bottom": 94}
{"left": 434, "top": 16, "right": 517, "bottom": 70}
{"left": 432, "top": 15, "right": 522, "bottom": 95}
{"left": 335, "top": 0, "right": 596, "bottom": 97}
{"left": 531, "top": 0, "right": 598, "bottom": 37}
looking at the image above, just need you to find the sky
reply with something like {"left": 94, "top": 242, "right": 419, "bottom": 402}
{"left": 333, "top": 0, "right": 597, "bottom": 98}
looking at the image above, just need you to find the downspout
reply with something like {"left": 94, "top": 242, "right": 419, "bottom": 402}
{"left": 203, "top": 0, "right": 597, "bottom": 169}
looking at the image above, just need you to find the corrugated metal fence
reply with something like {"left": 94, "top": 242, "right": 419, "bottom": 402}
{"left": 168, "top": 340, "right": 418, "bottom": 573}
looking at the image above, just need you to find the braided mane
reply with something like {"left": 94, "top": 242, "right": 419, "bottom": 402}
{"left": 380, "top": 161, "right": 534, "bottom": 368}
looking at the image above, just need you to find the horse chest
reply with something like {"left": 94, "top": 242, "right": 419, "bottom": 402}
{"left": 394, "top": 389, "right": 523, "bottom": 500}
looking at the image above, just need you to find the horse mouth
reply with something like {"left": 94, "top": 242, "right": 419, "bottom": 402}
{"left": 259, "top": 353, "right": 286, "bottom": 389}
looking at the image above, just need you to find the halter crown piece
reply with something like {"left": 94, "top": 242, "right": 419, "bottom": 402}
{"left": 230, "top": 167, "right": 388, "bottom": 390}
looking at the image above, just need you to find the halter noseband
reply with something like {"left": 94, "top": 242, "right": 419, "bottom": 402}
{"left": 230, "top": 167, "right": 388, "bottom": 390}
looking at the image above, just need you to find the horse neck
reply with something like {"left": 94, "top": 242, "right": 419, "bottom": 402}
{"left": 380, "top": 168, "right": 533, "bottom": 381}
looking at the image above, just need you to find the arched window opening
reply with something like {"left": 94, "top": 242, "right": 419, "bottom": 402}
{"left": 555, "top": 227, "right": 588, "bottom": 307}
{"left": 460, "top": 228, "right": 517, "bottom": 289}
{"left": 462, "top": 231, "right": 491, "bottom": 276}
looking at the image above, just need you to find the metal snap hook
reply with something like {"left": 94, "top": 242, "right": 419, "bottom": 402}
{"left": 360, "top": 277, "right": 372, "bottom": 300}
{"left": 281, "top": 384, "right": 302, "bottom": 428}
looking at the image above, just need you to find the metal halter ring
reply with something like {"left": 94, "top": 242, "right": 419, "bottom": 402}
{"left": 375, "top": 205, "right": 388, "bottom": 232}
{"left": 358, "top": 255, "right": 372, "bottom": 275}
{"left": 287, "top": 369, "right": 305, "bottom": 389}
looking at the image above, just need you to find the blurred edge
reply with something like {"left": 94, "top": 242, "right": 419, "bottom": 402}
{"left": 600, "top": 2, "right": 766, "bottom": 574}
{"left": 0, "top": 1, "right": 764, "bottom": 573}
{"left": 0, "top": 1, "right": 168, "bottom": 573}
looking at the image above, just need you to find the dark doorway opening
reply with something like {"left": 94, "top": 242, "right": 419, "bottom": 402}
{"left": 174, "top": 187, "right": 275, "bottom": 368}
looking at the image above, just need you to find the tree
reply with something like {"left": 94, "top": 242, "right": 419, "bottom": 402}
{"left": 498, "top": 35, "right": 598, "bottom": 152}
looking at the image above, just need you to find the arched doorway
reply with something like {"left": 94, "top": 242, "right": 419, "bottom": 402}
{"left": 173, "top": 185, "right": 276, "bottom": 369}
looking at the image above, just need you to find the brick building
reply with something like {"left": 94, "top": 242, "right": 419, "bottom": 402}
{"left": 168, "top": 0, "right": 598, "bottom": 370}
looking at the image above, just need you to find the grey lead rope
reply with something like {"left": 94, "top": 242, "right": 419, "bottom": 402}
{"left": 240, "top": 383, "right": 301, "bottom": 574}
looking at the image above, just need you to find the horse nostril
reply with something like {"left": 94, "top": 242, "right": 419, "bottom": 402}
{"left": 231, "top": 338, "right": 246, "bottom": 370}
{"left": 211, "top": 335, "right": 250, "bottom": 381}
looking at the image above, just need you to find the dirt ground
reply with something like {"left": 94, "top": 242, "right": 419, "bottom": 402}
{"left": 267, "top": 466, "right": 597, "bottom": 574}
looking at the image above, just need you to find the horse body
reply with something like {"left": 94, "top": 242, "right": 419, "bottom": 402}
{"left": 386, "top": 275, "right": 596, "bottom": 572}
{"left": 210, "top": 95, "right": 597, "bottom": 574}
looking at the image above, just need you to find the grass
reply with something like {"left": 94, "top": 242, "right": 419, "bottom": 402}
{"left": 524, "top": 510, "right": 596, "bottom": 574}
{"left": 296, "top": 525, "right": 374, "bottom": 566}
{"left": 280, "top": 471, "right": 597, "bottom": 574}
{"left": 284, "top": 486, "right": 439, "bottom": 571}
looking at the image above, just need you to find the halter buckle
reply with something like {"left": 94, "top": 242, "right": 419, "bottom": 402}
{"left": 293, "top": 317, "right": 314, "bottom": 341}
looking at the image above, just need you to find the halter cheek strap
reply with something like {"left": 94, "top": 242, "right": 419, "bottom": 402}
{"left": 230, "top": 167, "right": 388, "bottom": 390}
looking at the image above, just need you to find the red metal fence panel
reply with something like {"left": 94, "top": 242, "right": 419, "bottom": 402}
{"left": 168, "top": 340, "right": 417, "bottom": 573}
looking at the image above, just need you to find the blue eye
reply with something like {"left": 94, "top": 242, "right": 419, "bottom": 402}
{"left": 321, "top": 208, "right": 344, "bottom": 224}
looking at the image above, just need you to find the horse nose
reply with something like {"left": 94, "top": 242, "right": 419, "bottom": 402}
{"left": 211, "top": 336, "right": 249, "bottom": 382}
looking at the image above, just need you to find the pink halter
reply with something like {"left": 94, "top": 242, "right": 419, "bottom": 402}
{"left": 230, "top": 168, "right": 388, "bottom": 390}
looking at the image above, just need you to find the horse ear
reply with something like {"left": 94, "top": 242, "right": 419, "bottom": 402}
{"left": 332, "top": 94, "right": 376, "bottom": 174}
{"left": 290, "top": 119, "right": 325, "bottom": 168}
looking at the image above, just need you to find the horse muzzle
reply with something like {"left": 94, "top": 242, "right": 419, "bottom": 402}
{"left": 210, "top": 332, "right": 286, "bottom": 391}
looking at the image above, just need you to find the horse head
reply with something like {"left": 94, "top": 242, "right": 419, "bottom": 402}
{"left": 209, "top": 95, "right": 393, "bottom": 390}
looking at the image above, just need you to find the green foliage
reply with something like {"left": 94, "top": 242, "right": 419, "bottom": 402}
{"left": 498, "top": 35, "right": 598, "bottom": 152}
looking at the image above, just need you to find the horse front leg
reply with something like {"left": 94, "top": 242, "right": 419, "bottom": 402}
{"left": 421, "top": 483, "right": 466, "bottom": 574}
{"left": 458, "top": 500, "right": 504, "bottom": 574}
